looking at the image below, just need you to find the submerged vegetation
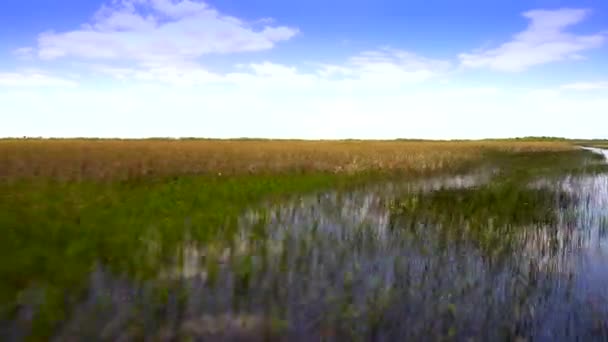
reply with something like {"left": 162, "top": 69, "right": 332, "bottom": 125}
{"left": 2, "top": 138, "right": 608, "bottom": 340}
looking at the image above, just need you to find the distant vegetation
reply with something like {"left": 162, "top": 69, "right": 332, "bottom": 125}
{"left": 0, "top": 139, "right": 574, "bottom": 181}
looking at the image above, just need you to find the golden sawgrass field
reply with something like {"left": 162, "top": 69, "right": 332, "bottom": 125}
{"left": 0, "top": 139, "right": 573, "bottom": 181}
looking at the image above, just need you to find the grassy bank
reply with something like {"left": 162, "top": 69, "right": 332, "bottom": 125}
{"left": 0, "top": 139, "right": 580, "bottom": 338}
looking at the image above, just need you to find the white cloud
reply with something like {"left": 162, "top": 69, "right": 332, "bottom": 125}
{"left": 88, "top": 47, "right": 449, "bottom": 89}
{"left": 27, "top": 0, "right": 298, "bottom": 62}
{"left": 561, "top": 81, "right": 608, "bottom": 90}
{"left": 319, "top": 48, "right": 451, "bottom": 83}
{"left": 145, "top": 0, "right": 210, "bottom": 19}
{"left": 93, "top": 61, "right": 225, "bottom": 85}
{"left": 0, "top": 71, "right": 78, "bottom": 87}
{"left": 459, "top": 8, "right": 605, "bottom": 72}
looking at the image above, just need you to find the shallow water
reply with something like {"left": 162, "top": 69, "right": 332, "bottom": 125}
{"left": 12, "top": 152, "right": 608, "bottom": 341}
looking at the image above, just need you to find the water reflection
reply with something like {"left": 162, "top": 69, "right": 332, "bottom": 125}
{"left": 581, "top": 146, "right": 608, "bottom": 159}
{"left": 55, "top": 164, "right": 608, "bottom": 340}
{"left": 530, "top": 174, "right": 608, "bottom": 340}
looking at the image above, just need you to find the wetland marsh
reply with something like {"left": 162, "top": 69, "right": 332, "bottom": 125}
{"left": 2, "top": 139, "right": 608, "bottom": 340}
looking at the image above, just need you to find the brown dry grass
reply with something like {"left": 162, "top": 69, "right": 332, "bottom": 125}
{"left": 0, "top": 139, "right": 573, "bottom": 181}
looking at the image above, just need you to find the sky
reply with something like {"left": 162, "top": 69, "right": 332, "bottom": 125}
{"left": 1, "top": 0, "right": 607, "bottom": 139}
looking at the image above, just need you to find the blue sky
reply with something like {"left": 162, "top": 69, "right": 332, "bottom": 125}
{"left": 1, "top": 0, "right": 608, "bottom": 138}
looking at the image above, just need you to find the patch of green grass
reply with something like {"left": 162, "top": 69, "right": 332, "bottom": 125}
{"left": 388, "top": 149, "right": 602, "bottom": 262}
{"left": 1, "top": 162, "right": 485, "bottom": 339}
{"left": 0, "top": 172, "right": 361, "bottom": 336}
